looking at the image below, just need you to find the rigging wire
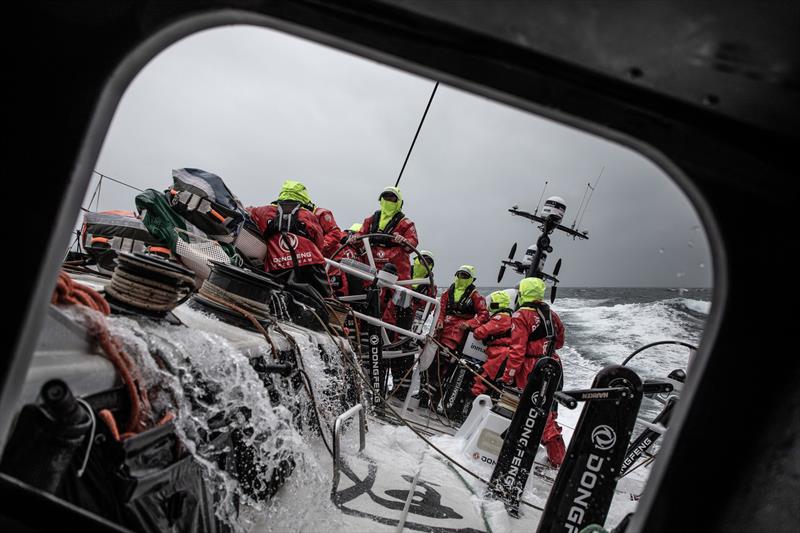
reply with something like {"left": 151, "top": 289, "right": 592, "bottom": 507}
{"left": 571, "top": 182, "right": 591, "bottom": 229}
{"left": 335, "top": 330, "right": 546, "bottom": 512}
{"left": 575, "top": 166, "right": 604, "bottom": 230}
{"left": 395, "top": 81, "right": 439, "bottom": 187}
{"left": 92, "top": 170, "right": 145, "bottom": 193}
{"left": 85, "top": 176, "right": 102, "bottom": 213}
{"left": 94, "top": 173, "right": 103, "bottom": 211}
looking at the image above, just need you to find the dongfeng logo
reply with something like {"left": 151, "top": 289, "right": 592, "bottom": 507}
{"left": 591, "top": 425, "right": 617, "bottom": 450}
{"left": 278, "top": 233, "right": 299, "bottom": 252}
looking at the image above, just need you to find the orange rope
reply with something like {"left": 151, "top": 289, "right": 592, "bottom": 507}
{"left": 52, "top": 271, "right": 151, "bottom": 437}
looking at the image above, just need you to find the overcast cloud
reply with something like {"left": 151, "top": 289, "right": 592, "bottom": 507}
{"left": 86, "top": 25, "right": 712, "bottom": 288}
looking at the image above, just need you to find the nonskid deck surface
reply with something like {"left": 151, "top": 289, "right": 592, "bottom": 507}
{"left": 329, "top": 417, "right": 488, "bottom": 533}
{"left": 323, "top": 398, "right": 648, "bottom": 533}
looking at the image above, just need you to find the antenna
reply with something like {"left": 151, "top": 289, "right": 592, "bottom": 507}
{"left": 571, "top": 181, "right": 591, "bottom": 229}
{"left": 576, "top": 166, "right": 604, "bottom": 231}
{"left": 533, "top": 180, "right": 549, "bottom": 216}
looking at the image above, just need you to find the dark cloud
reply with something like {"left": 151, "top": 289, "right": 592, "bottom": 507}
{"left": 88, "top": 25, "right": 712, "bottom": 288}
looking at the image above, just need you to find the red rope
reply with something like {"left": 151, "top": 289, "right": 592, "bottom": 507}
{"left": 52, "top": 271, "right": 151, "bottom": 437}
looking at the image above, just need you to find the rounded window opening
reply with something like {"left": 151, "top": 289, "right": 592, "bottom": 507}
{"left": 24, "top": 24, "right": 713, "bottom": 533}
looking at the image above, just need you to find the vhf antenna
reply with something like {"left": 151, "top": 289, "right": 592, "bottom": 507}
{"left": 533, "top": 180, "right": 549, "bottom": 216}
{"left": 571, "top": 182, "right": 591, "bottom": 230}
{"left": 576, "top": 166, "right": 603, "bottom": 231}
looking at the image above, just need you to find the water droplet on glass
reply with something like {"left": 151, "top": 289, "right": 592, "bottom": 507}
{"left": 677, "top": 272, "right": 686, "bottom": 278}
{"left": 687, "top": 241, "right": 694, "bottom": 248}
{"left": 699, "top": 263, "right": 705, "bottom": 268}
{"left": 658, "top": 248, "right": 665, "bottom": 254}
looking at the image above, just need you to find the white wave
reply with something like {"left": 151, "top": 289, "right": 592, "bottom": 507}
{"left": 678, "top": 297, "right": 711, "bottom": 315}
{"left": 552, "top": 297, "right": 611, "bottom": 310}
{"left": 558, "top": 299, "right": 703, "bottom": 384}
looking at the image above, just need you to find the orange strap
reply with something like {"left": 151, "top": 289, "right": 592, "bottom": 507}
{"left": 147, "top": 246, "right": 171, "bottom": 256}
{"left": 209, "top": 209, "right": 225, "bottom": 223}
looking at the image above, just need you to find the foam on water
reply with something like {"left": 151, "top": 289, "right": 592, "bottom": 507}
{"left": 557, "top": 297, "right": 704, "bottom": 383}
{"left": 85, "top": 309, "right": 350, "bottom": 533}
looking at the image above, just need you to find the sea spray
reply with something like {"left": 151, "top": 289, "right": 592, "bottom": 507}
{"left": 97, "top": 311, "right": 350, "bottom": 532}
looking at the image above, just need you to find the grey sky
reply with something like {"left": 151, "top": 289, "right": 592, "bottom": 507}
{"left": 87, "top": 25, "right": 712, "bottom": 288}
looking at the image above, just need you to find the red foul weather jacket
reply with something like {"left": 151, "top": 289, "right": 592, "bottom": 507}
{"left": 504, "top": 303, "right": 565, "bottom": 390}
{"left": 435, "top": 285, "right": 490, "bottom": 351}
{"left": 471, "top": 311, "right": 513, "bottom": 390}
{"left": 313, "top": 206, "right": 345, "bottom": 258}
{"left": 356, "top": 211, "right": 418, "bottom": 280}
{"left": 248, "top": 202, "right": 325, "bottom": 272}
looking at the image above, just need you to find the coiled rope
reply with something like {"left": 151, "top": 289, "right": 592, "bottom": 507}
{"left": 105, "top": 253, "right": 195, "bottom": 313}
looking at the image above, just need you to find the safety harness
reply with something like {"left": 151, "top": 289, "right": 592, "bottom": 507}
{"left": 520, "top": 300, "right": 557, "bottom": 358}
{"left": 264, "top": 201, "right": 311, "bottom": 240}
{"left": 368, "top": 210, "right": 405, "bottom": 246}
{"left": 446, "top": 284, "right": 477, "bottom": 317}
{"left": 481, "top": 311, "right": 513, "bottom": 344}
{"left": 263, "top": 200, "right": 313, "bottom": 269}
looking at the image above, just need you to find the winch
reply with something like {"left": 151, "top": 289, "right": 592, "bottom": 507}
{"left": 190, "top": 261, "right": 292, "bottom": 328}
{"left": 104, "top": 251, "right": 196, "bottom": 317}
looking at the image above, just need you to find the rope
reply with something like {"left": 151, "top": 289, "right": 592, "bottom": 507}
{"left": 52, "top": 271, "right": 150, "bottom": 436}
{"left": 197, "top": 290, "right": 278, "bottom": 355}
{"left": 199, "top": 280, "right": 271, "bottom": 321}
{"left": 197, "top": 287, "right": 336, "bottom": 456}
{"left": 270, "top": 320, "right": 336, "bottom": 457}
{"left": 431, "top": 338, "right": 505, "bottom": 396}
{"left": 105, "top": 256, "right": 195, "bottom": 312}
{"left": 333, "top": 324, "right": 545, "bottom": 511}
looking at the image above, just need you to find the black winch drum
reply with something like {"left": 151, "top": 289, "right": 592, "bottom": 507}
{"left": 205, "top": 261, "right": 283, "bottom": 303}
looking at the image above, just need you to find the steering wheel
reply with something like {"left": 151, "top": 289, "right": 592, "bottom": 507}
{"left": 329, "top": 232, "right": 434, "bottom": 290}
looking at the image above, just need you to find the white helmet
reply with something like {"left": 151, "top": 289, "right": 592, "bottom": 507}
{"left": 542, "top": 196, "right": 566, "bottom": 224}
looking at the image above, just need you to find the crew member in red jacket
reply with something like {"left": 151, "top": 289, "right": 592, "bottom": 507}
{"left": 471, "top": 290, "right": 514, "bottom": 397}
{"left": 350, "top": 186, "right": 418, "bottom": 282}
{"left": 382, "top": 250, "right": 436, "bottom": 328}
{"left": 328, "top": 223, "right": 366, "bottom": 298}
{"left": 248, "top": 180, "right": 331, "bottom": 296}
{"left": 313, "top": 205, "right": 345, "bottom": 258}
{"left": 434, "top": 265, "right": 489, "bottom": 350}
{"left": 420, "top": 266, "right": 489, "bottom": 406}
{"left": 503, "top": 277, "right": 566, "bottom": 467}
